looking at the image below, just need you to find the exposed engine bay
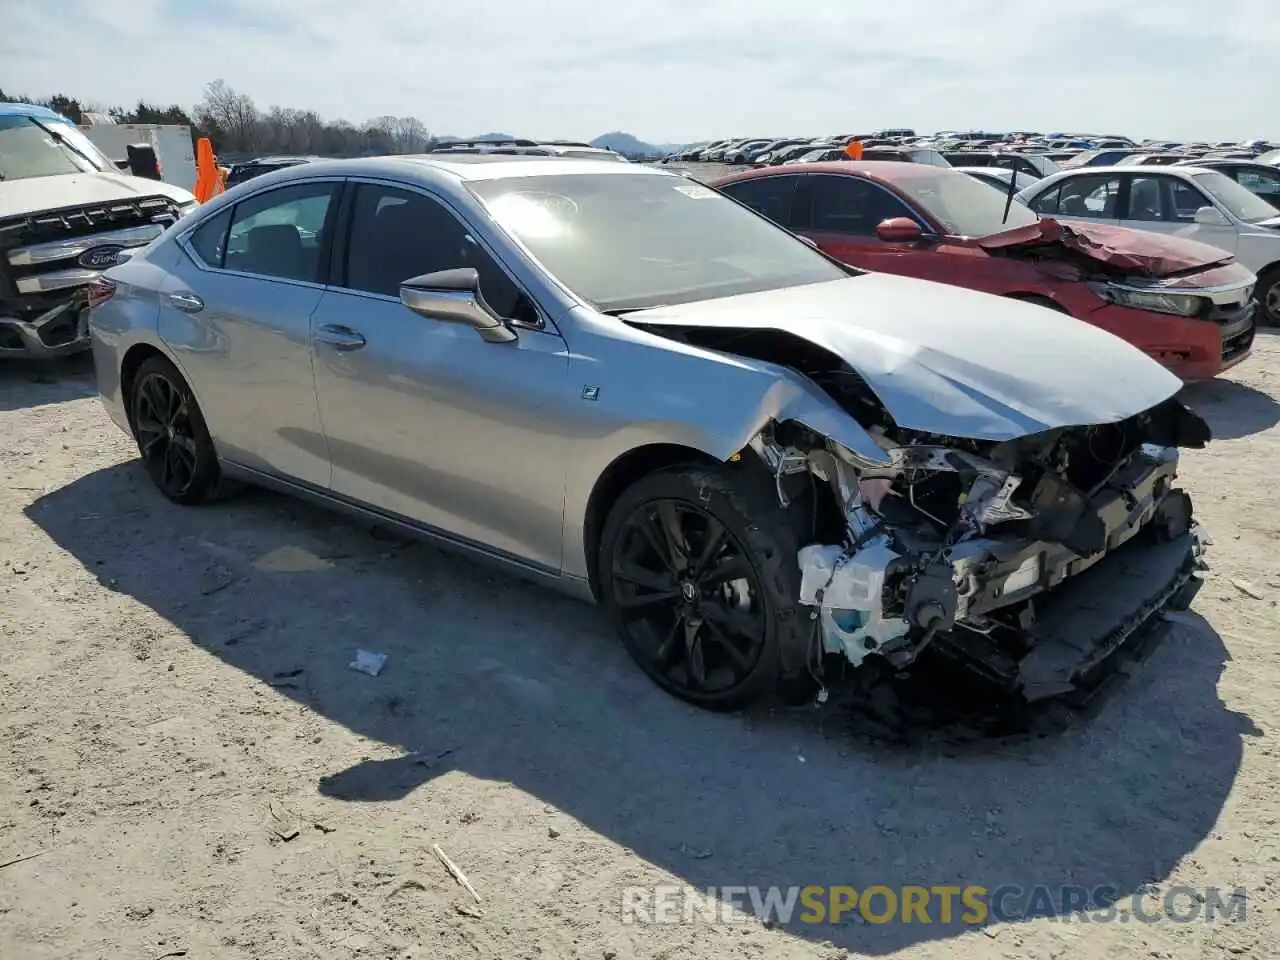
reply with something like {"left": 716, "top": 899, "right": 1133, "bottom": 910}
{"left": 680, "top": 325, "right": 1215, "bottom": 704}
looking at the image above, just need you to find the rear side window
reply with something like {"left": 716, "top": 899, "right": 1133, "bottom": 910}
{"left": 224, "top": 182, "right": 337, "bottom": 282}
{"left": 187, "top": 208, "right": 232, "bottom": 268}
{"left": 340, "top": 183, "right": 531, "bottom": 321}
{"left": 719, "top": 176, "right": 801, "bottom": 226}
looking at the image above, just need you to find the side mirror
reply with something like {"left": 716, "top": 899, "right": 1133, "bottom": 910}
{"left": 1193, "top": 205, "right": 1229, "bottom": 226}
{"left": 399, "top": 268, "right": 517, "bottom": 343}
{"left": 126, "top": 143, "right": 162, "bottom": 180}
{"left": 876, "top": 217, "right": 925, "bottom": 242}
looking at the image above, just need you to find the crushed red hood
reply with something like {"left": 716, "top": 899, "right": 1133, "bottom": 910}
{"left": 976, "top": 218, "right": 1234, "bottom": 277}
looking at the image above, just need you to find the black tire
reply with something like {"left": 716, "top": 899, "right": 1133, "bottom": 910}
{"left": 597, "top": 461, "right": 813, "bottom": 711}
{"left": 127, "top": 355, "right": 230, "bottom": 505}
{"left": 1254, "top": 265, "right": 1280, "bottom": 328}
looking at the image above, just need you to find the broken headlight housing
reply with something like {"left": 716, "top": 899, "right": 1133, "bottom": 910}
{"left": 1087, "top": 281, "right": 1203, "bottom": 318}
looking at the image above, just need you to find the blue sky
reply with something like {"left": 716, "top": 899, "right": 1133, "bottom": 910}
{"left": 1, "top": 0, "right": 1275, "bottom": 143}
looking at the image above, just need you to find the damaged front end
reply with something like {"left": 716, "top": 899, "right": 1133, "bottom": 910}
{"left": 752, "top": 395, "right": 1211, "bottom": 703}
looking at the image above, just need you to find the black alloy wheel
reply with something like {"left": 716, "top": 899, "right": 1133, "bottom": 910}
{"left": 611, "top": 498, "right": 767, "bottom": 696}
{"left": 1258, "top": 266, "right": 1280, "bottom": 327}
{"left": 128, "top": 355, "right": 229, "bottom": 505}
{"left": 599, "top": 463, "right": 812, "bottom": 710}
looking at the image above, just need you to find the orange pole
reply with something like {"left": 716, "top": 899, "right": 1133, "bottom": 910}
{"left": 193, "top": 137, "right": 225, "bottom": 203}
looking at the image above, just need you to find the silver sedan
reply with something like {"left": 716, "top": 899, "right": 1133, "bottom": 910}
{"left": 90, "top": 155, "right": 1210, "bottom": 711}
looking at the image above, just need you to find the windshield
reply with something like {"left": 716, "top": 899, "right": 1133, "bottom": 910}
{"left": 0, "top": 115, "right": 114, "bottom": 181}
{"left": 468, "top": 172, "right": 850, "bottom": 312}
{"left": 890, "top": 166, "right": 1040, "bottom": 235}
{"left": 1189, "top": 169, "right": 1280, "bottom": 223}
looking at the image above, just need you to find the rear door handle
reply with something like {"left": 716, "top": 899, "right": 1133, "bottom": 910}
{"left": 168, "top": 292, "right": 204, "bottom": 313}
{"left": 315, "top": 323, "right": 366, "bottom": 351}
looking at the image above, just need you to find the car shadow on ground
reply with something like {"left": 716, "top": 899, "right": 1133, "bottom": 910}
{"left": 0, "top": 353, "right": 96, "bottom": 412}
{"left": 27, "top": 462, "right": 1258, "bottom": 955}
{"left": 1181, "top": 375, "right": 1279, "bottom": 440}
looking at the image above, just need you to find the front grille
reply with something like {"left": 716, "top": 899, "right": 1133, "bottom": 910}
{"left": 1222, "top": 312, "right": 1255, "bottom": 364}
{"left": 1202, "top": 295, "right": 1253, "bottom": 326}
{"left": 0, "top": 195, "right": 181, "bottom": 322}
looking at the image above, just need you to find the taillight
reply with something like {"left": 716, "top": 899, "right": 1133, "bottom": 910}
{"left": 86, "top": 277, "right": 116, "bottom": 309}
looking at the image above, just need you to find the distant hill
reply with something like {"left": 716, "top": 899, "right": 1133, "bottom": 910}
{"left": 590, "top": 131, "right": 684, "bottom": 158}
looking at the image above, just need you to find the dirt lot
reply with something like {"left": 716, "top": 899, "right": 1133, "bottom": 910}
{"left": 1, "top": 330, "right": 1279, "bottom": 959}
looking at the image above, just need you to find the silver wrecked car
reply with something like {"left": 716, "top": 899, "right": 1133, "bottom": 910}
{"left": 88, "top": 155, "right": 1209, "bottom": 711}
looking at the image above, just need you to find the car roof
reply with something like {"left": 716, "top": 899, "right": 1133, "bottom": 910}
{"left": 1182, "top": 158, "right": 1264, "bottom": 168}
{"left": 235, "top": 155, "right": 325, "bottom": 166}
{"left": 0, "top": 101, "right": 69, "bottom": 122}
{"left": 714, "top": 160, "right": 947, "bottom": 184}
{"left": 230, "top": 153, "right": 671, "bottom": 189}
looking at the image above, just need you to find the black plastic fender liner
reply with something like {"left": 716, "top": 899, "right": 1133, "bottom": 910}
{"left": 1014, "top": 528, "right": 1202, "bottom": 701}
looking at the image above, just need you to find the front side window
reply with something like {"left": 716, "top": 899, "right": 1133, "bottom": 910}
{"left": 339, "top": 183, "right": 530, "bottom": 320}
{"left": 224, "top": 182, "right": 337, "bottom": 282}
{"left": 468, "top": 172, "right": 849, "bottom": 313}
{"left": 807, "top": 175, "right": 917, "bottom": 235}
{"left": 718, "top": 176, "right": 802, "bottom": 227}
{"left": 0, "top": 114, "right": 114, "bottom": 181}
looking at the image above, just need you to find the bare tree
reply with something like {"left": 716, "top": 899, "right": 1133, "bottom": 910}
{"left": 16, "top": 78, "right": 438, "bottom": 159}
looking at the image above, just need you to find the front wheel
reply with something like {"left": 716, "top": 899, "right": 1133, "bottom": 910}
{"left": 597, "top": 462, "right": 812, "bottom": 711}
{"left": 1254, "top": 265, "right": 1280, "bottom": 327}
{"left": 128, "top": 355, "right": 228, "bottom": 505}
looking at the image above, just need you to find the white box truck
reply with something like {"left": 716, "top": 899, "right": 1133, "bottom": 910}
{"left": 79, "top": 122, "right": 198, "bottom": 193}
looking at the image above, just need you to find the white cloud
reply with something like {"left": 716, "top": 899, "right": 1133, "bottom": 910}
{"left": 1, "top": 0, "right": 1275, "bottom": 142}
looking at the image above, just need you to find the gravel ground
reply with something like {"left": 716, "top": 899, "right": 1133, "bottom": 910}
{"left": 1, "top": 328, "right": 1278, "bottom": 959}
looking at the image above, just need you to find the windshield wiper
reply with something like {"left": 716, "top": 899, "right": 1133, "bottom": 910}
{"left": 1001, "top": 168, "right": 1018, "bottom": 225}
{"left": 26, "top": 116, "right": 103, "bottom": 172}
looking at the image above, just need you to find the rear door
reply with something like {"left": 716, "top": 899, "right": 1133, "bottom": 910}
{"left": 1116, "top": 174, "right": 1239, "bottom": 256}
{"left": 159, "top": 179, "right": 340, "bottom": 486}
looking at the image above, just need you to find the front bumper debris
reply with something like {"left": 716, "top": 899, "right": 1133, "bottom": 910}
{"left": 796, "top": 433, "right": 1208, "bottom": 708}
{"left": 0, "top": 297, "right": 91, "bottom": 359}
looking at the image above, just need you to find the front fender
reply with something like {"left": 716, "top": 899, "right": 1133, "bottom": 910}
{"left": 559, "top": 314, "right": 885, "bottom": 581}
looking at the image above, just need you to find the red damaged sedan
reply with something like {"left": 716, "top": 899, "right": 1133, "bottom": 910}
{"left": 712, "top": 162, "right": 1256, "bottom": 381}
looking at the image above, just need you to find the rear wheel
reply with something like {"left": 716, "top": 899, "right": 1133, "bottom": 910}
{"left": 597, "top": 462, "right": 812, "bottom": 710}
{"left": 1254, "top": 265, "right": 1280, "bottom": 327}
{"left": 128, "top": 355, "right": 228, "bottom": 505}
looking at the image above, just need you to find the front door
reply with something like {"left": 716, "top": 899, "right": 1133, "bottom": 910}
{"left": 1114, "top": 174, "right": 1239, "bottom": 258}
{"left": 793, "top": 173, "right": 947, "bottom": 278}
{"left": 310, "top": 180, "right": 571, "bottom": 571}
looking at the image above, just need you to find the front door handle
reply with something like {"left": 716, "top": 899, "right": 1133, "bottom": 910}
{"left": 168, "top": 292, "right": 204, "bottom": 313}
{"left": 315, "top": 323, "right": 366, "bottom": 351}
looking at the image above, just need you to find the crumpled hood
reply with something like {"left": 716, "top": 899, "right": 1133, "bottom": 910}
{"left": 976, "top": 217, "right": 1233, "bottom": 276}
{"left": 623, "top": 273, "right": 1183, "bottom": 441}
{"left": 0, "top": 172, "right": 194, "bottom": 219}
